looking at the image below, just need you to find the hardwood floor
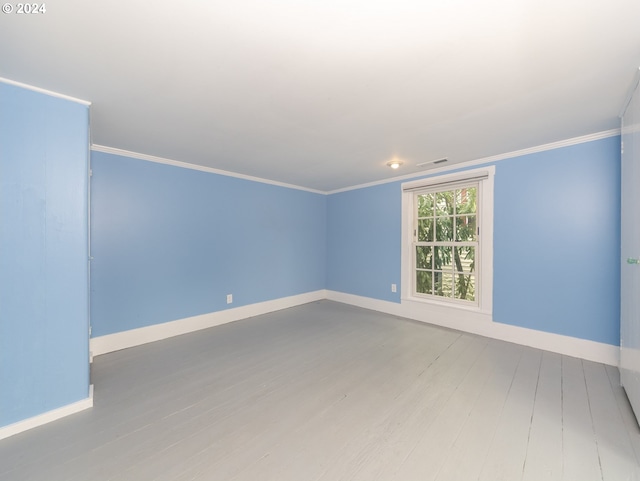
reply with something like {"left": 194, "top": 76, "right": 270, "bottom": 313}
{"left": 1, "top": 300, "right": 639, "bottom": 480}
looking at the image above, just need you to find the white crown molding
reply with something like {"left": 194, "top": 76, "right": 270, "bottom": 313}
{"left": 0, "top": 385, "right": 93, "bottom": 441}
{"left": 326, "top": 290, "right": 619, "bottom": 366}
{"left": 327, "top": 129, "right": 621, "bottom": 195}
{"left": 0, "top": 77, "right": 91, "bottom": 106}
{"left": 93, "top": 130, "right": 619, "bottom": 197}
{"left": 90, "top": 145, "right": 325, "bottom": 195}
{"left": 2, "top": 74, "right": 619, "bottom": 195}
{"left": 90, "top": 290, "right": 327, "bottom": 356}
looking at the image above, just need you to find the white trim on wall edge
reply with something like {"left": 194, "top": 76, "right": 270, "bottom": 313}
{"left": 619, "top": 67, "right": 640, "bottom": 118}
{"left": 327, "top": 129, "right": 620, "bottom": 194}
{"left": 93, "top": 130, "right": 620, "bottom": 197}
{"left": 91, "top": 289, "right": 618, "bottom": 365}
{"left": 90, "top": 290, "right": 327, "bottom": 356}
{"left": 90, "top": 145, "right": 325, "bottom": 195}
{"left": 326, "top": 290, "right": 619, "bottom": 366}
{"left": 0, "top": 77, "right": 91, "bottom": 106}
{"left": 0, "top": 385, "right": 94, "bottom": 441}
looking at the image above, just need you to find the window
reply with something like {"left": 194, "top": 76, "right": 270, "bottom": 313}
{"left": 414, "top": 183, "right": 478, "bottom": 303}
{"left": 401, "top": 166, "right": 494, "bottom": 314}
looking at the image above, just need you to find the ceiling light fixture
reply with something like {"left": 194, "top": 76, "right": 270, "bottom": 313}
{"left": 386, "top": 158, "right": 404, "bottom": 169}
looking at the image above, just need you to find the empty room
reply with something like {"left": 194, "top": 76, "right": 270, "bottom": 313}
{"left": 2, "top": 1, "right": 640, "bottom": 480}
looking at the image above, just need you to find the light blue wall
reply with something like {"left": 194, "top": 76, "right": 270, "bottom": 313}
{"left": 493, "top": 137, "right": 620, "bottom": 345}
{"left": 327, "top": 182, "right": 402, "bottom": 302}
{"left": 0, "top": 83, "right": 90, "bottom": 427}
{"left": 90, "top": 152, "right": 327, "bottom": 337}
{"left": 327, "top": 136, "right": 621, "bottom": 345}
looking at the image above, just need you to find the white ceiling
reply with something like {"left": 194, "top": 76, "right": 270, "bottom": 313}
{"left": 1, "top": 0, "right": 640, "bottom": 192}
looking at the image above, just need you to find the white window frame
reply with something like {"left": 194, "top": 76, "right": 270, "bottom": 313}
{"left": 401, "top": 166, "right": 494, "bottom": 315}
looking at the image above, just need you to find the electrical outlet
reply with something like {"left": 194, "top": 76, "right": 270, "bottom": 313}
{"left": 226, "top": 294, "right": 233, "bottom": 304}
{"left": 391, "top": 284, "right": 397, "bottom": 293}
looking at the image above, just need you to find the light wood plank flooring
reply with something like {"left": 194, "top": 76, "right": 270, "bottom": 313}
{"left": 1, "top": 300, "right": 639, "bottom": 480}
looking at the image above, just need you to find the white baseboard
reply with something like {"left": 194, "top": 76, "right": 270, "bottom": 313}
{"left": 91, "top": 290, "right": 328, "bottom": 356}
{"left": 0, "top": 385, "right": 94, "bottom": 441}
{"left": 326, "top": 290, "right": 619, "bottom": 366}
{"left": 91, "top": 288, "right": 618, "bottom": 365}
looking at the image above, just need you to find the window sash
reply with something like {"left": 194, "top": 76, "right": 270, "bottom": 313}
{"left": 412, "top": 182, "right": 479, "bottom": 305}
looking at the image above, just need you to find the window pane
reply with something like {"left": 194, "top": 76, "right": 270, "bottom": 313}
{"left": 433, "top": 246, "right": 452, "bottom": 271}
{"left": 417, "top": 193, "right": 434, "bottom": 217}
{"left": 455, "top": 187, "right": 477, "bottom": 214}
{"left": 455, "top": 215, "right": 476, "bottom": 241}
{"left": 418, "top": 218, "right": 433, "bottom": 242}
{"left": 455, "top": 274, "right": 475, "bottom": 301}
{"left": 411, "top": 181, "right": 481, "bottom": 305}
{"left": 435, "top": 191, "right": 454, "bottom": 216}
{"left": 435, "top": 216, "right": 454, "bottom": 241}
{"left": 434, "top": 272, "right": 453, "bottom": 297}
{"left": 416, "top": 270, "right": 432, "bottom": 294}
{"left": 454, "top": 246, "right": 475, "bottom": 273}
{"left": 416, "top": 246, "right": 432, "bottom": 269}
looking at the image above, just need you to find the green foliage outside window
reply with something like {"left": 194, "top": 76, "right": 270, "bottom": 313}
{"left": 415, "top": 186, "right": 477, "bottom": 301}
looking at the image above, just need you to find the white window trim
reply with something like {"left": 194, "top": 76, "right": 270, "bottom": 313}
{"left": 401, "top": 166, "right": 494, "bottom": 316}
